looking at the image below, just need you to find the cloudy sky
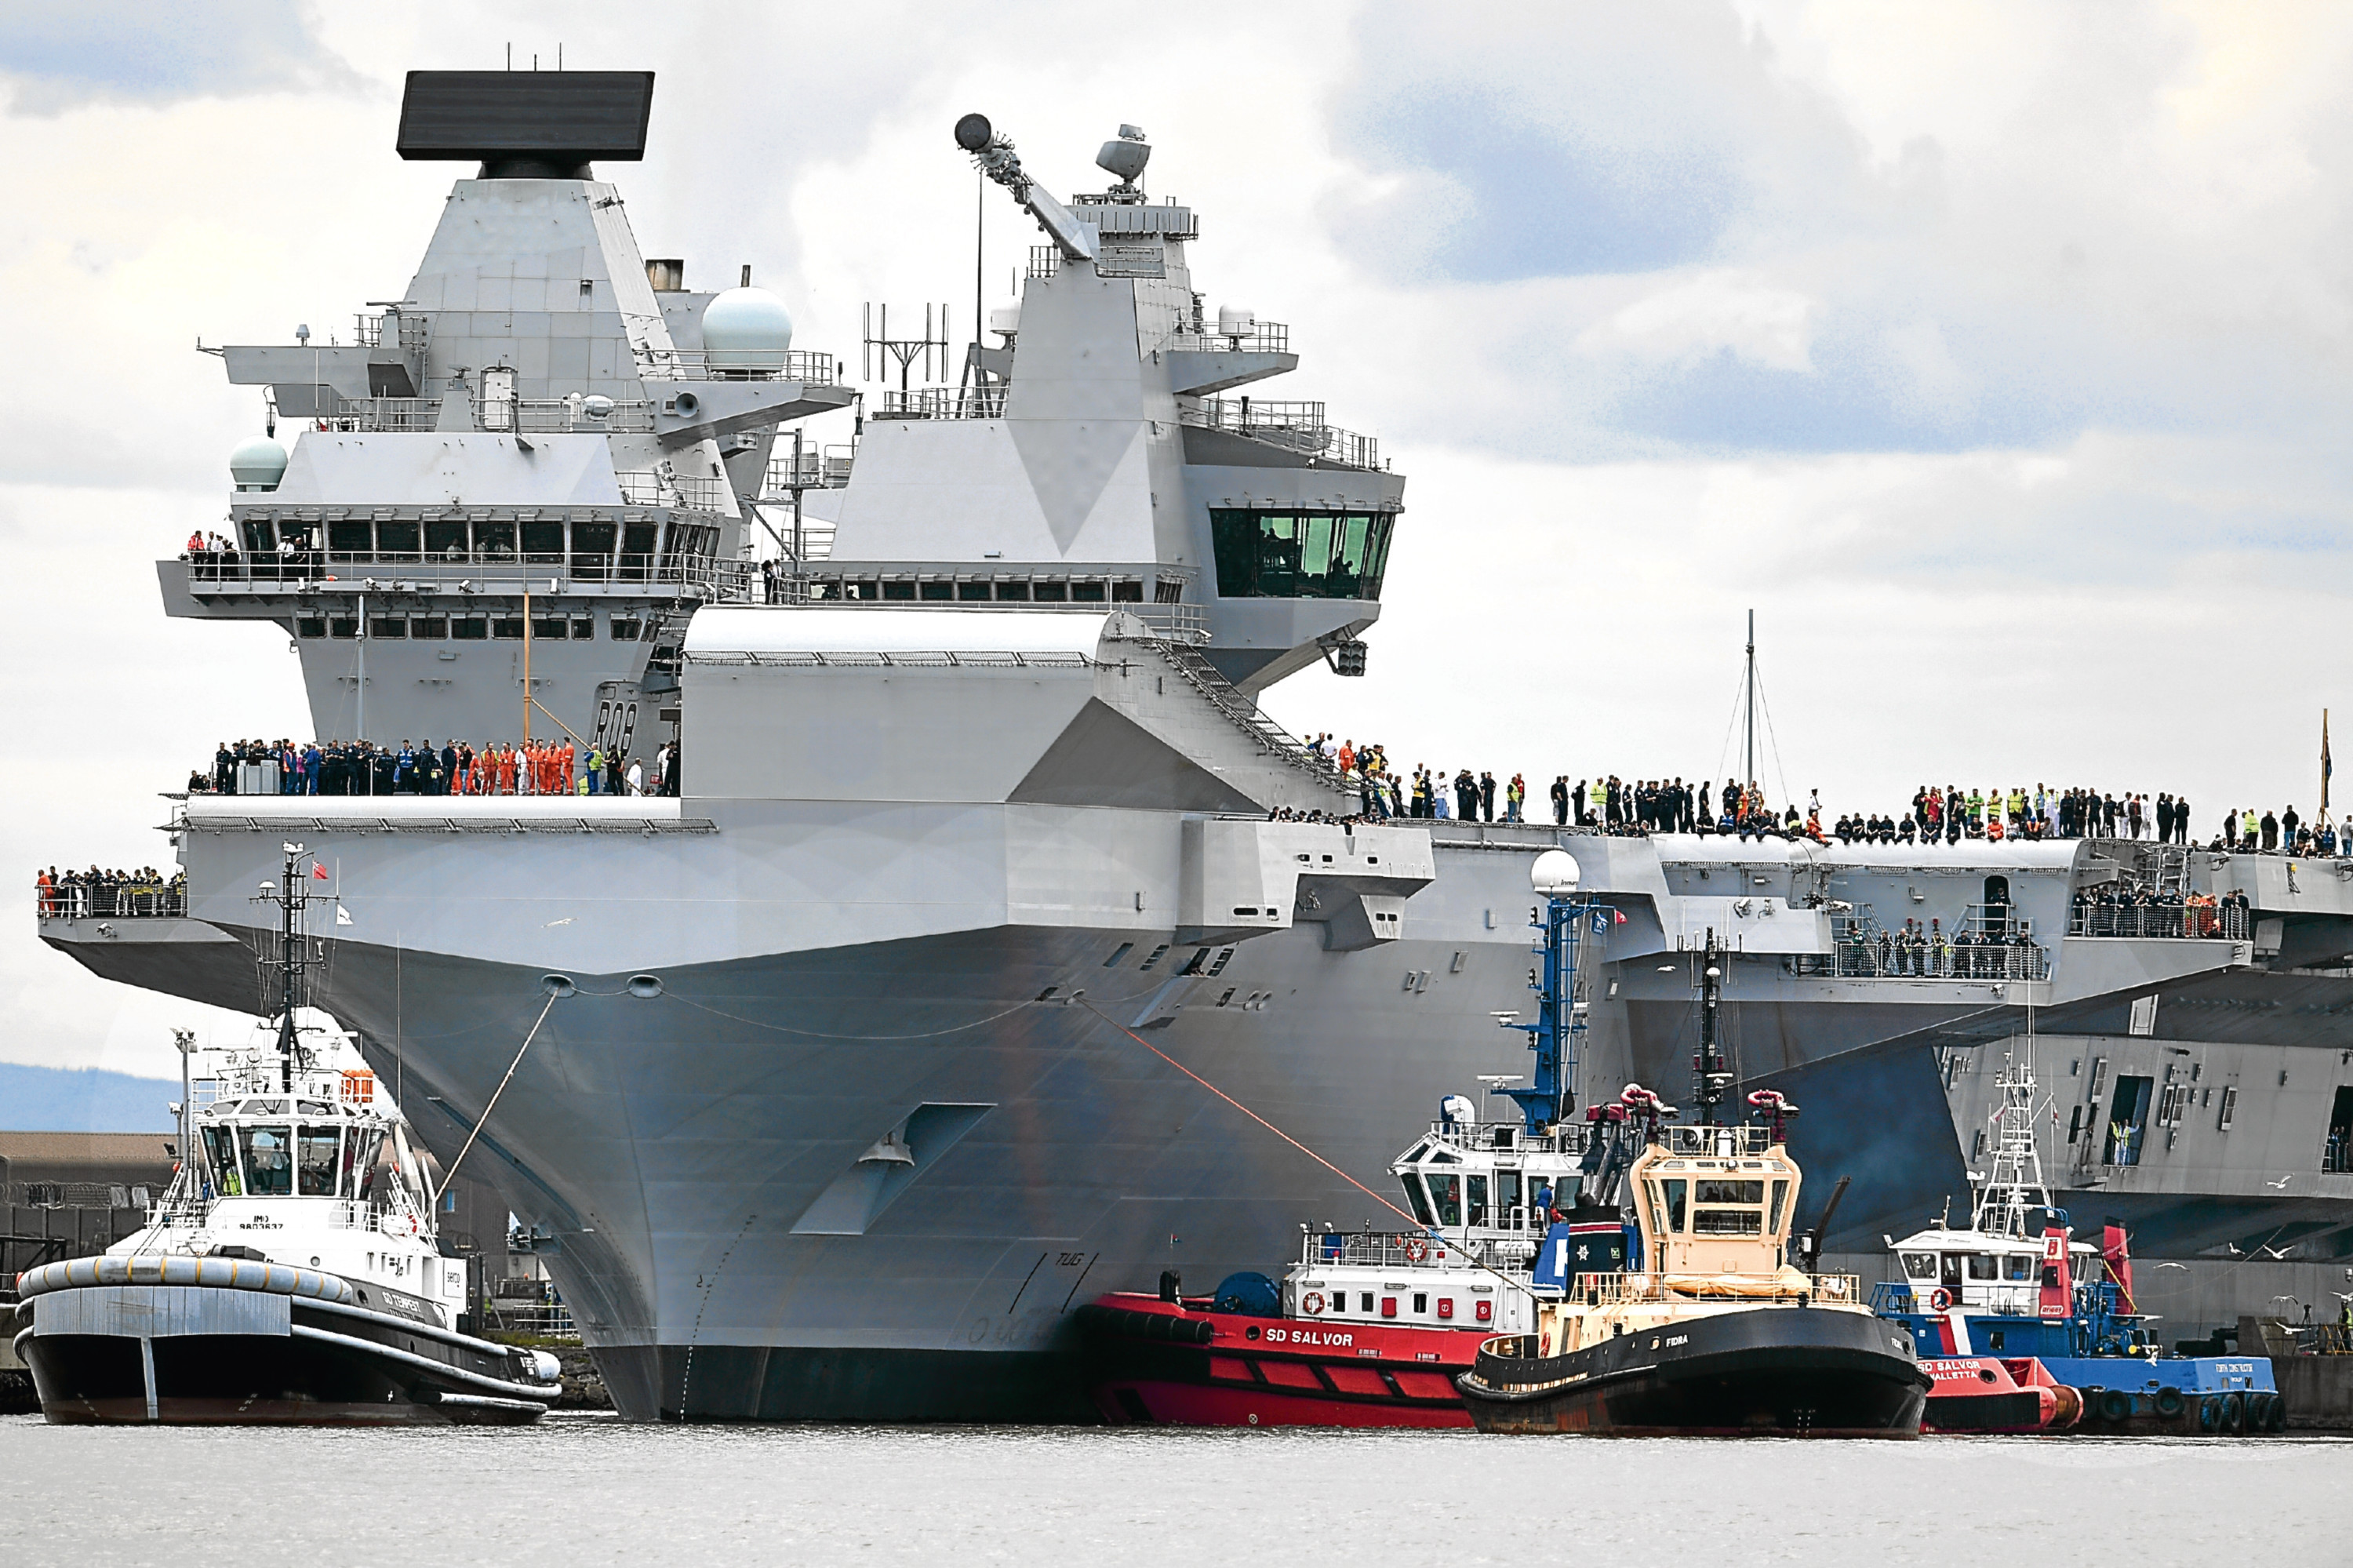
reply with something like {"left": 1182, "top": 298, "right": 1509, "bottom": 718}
{"left": 5, "top": 1, "right": 2350, "bottom": 1077}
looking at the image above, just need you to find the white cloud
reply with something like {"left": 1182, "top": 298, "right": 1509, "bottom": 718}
{"left": 1576, "top": 270, "right": 1819, "bottom": 372}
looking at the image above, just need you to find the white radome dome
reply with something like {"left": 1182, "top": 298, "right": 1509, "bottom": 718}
{"left": 700, "top": 286, "right": 794, "bottom": 370}
{"left": 1530, "top": 849, "right": 1580, "bottom": 896}
{"left": 229, "top": 435, "right": 287, "bottom": 491}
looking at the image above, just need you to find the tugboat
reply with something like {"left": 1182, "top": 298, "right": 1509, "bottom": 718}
{"left": 1080, "top": 850, "right": 1622, "bottom": 1426}
{"left": 10, "top": 845, "right": 561, "bottom": 1424}
{"left": 1453, "top": 875, "right": 1929, "bottom": 1436}
{"left": 1874, "top": 1028, "right": 2283, "bottom": 1435}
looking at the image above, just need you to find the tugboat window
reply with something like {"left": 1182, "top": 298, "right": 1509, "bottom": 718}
{"left": 1497, "top": 1169, "right": 1522, "bottom": 1223}
{"left": 1402, "top": 1176, "right": 1435, "bottom": 1227}
{"left": 1966, "top": 1254, "right": 1998, "bottom": 1281}
{"left": 201, "top": 1125, "right": 243, "bottom": 1197}
{"left": 1767, "top": 1179, "right": 1788, "bottom": 1233}
{"left": 1209, "top": 510, "right": 1395, "bottom": 600}
{"left": 1465, "top": 1173, "right": 1489, "bottom": 1227}
{"left": 1696, "top": 1179, "right": 1763, "bottom": 1205}
{"left": 296, "top": 1126, "right": 340, "bottom": 1197}
{"left": 238, "top": 1125, "right": 294, "bottom": 1196}
{"left": 1662, "top": 1178, "right": 1688, "bottom": 1232}
{"left": 1693, "top": 1206, "right": 1762, "bottom": 1237}
{"left": 1901, "top": 1252, "right": 1937, "bottom": 1279}
{"left": 1426, "top": 1173, "right": 1462, "bottom": 1228}
{"left": 2004, "top": 1255, "right": 2035, "bottom": 1281}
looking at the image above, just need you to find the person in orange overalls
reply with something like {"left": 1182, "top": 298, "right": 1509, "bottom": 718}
{"left": 496, "top": 744, "right": 518, "bottom": 795}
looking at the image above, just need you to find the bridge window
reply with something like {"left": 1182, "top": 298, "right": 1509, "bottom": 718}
{"left": 426, "top": 520, "right": 467, "bottom": 558}
{"left": 1032, "top": 582, "right": 1067, "bottom": 602}
{"left": 1466, "top": 1173, "right": 1489, "bottom": 1227}
{"left": 238, "top": 1125, "right": 294, "bottom": 1197}
{"left": 2005, "top": 1255, "right": 2035, "bottom": 1281}
{"left": 1209, "top": 510, "right": 1393, "bottom": 601}
{"left": 296, "top": 1126, "right": 340, "bottom": 1197}
{"left": 453, "top": 617, "right": 489, "bottom": 640}
{"left": 1662, "top": 1178, "right": 1688, "bottom": 1233}
{"left": 1966, "top": 1253, "right": 1998, "bottom": 1280}
{"left": 1071, "top": 582, "right": 1107, "bottom": 602}
{"left": 1402, "top": 1175, "right": 1435, "bottom": 1226}
{"left": 201, "top": 1126, "right": 243, "bottom": 1197}
{"left": 1901, "top": 1251, "right": 1937, "bottom": 1280}
{"left": 1426, "top": 1173, "right": 1462, "bottom": 1227}
{"left": 1693, "top": 1207, "right": 1762, "bottom": 1236}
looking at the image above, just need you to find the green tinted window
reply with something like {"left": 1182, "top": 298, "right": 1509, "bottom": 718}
{"left": 1209, "top": 511, "right": 1395, "bottom": 600}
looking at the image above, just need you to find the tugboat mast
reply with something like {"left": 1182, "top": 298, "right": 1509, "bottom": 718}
{"left": 269, "top": 841, "right": 314, "bottom": 1093}
{"left": 1694, "top": 929, "right": 1730, "bottom": 1125}
{"left": 1501, "top": 850, "right": 1594, "bottom": 1136}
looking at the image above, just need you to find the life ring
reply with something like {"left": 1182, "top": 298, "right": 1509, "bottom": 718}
{"left": 2155, "top": 1386, "right": 2186, "bottom": 1420}
{"left": 2097, "top": 1388, "right": 2133, "bottom": 1423}
{"left": 1300, "top": 1291, "right": 1324, "bottom": 1315}
{"left": 1926, "top": 1286, "right": 1953, "bottom": 1312}
{"left": 1402, "top": 1236, "right": 1430, "bottom": 1263}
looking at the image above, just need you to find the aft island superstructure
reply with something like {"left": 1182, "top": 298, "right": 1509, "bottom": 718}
{"left": 40, "top": 69, "right": 2353, "bottom": 1421}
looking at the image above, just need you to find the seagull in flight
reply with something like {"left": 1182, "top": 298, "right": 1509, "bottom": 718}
{"left": 2266, "top": 1173, "right": 2295, "bottom": 1188}
{"left": 2153, "top": 1261, "right": 2188, "bottom": 1270}
{"left": 2259, "top": 1244, "right": 2297, "bottom": 1260}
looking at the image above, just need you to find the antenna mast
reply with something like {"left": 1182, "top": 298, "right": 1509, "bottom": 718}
{"left": 862, "top": 302, "right": 951, "bottom": 395}
{"left": 1744, "top": 609, "right": 1757, "bottom": 792}
{"left": 1694, "top": 930, "right": 1730, "bottom": 1124}
{"left": 268, "top": 842, "right": 314, "bottom": 1093}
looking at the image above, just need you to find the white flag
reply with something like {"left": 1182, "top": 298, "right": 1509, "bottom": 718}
{"left": 335, "top": 904, "right": 353, "bottom": 926}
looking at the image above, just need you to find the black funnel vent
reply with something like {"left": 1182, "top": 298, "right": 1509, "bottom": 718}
{"left": 396, "top": 71, "right": 655, "bottom": 179}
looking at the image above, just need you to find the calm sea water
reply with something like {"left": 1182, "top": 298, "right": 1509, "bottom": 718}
{"left": 1, "top": 1414, "right": 2340, "bottom": 1564}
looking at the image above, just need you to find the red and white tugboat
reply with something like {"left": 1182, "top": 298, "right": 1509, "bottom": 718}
{"left": 1080, "top": 849, "right": 1635, "bottom": 1426}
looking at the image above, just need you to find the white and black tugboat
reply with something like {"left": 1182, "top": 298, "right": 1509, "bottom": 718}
{"left": 10, "top": 845, "right": 561, "bottom": 1424}
{"left": 1457, "top": 908, "right": 1929, "bottom": 1437}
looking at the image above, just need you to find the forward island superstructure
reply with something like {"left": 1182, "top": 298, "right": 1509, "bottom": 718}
{"left": 39, "top": 70, "right": 2353, "bottom": 1421}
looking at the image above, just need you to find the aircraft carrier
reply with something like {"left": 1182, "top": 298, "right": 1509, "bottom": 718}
{"left": 40, "top": 70, "right": 2353, "bottom": 1420}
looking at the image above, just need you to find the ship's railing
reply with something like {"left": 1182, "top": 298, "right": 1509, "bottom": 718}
{"left": 1166, "top": 321, "right": 1291, "bottom": 355}
{"left": 1418, "top": 1119, "right": 1595, "bottom": 1158}
{"left": 1647, "top": 1124, "right": 1775, "bottom": 1158}
{"left": 2068, "top": 904, "right": 2249, "bottom": 941}
{"left": 1297, "top": 1231, "right": 1540, "bottom": 1269}
{"left": 615, "top": 471, "right": 731, "bottom": 511}
{"left": 35, "top": 880, "right": 185, "bottom": 920}
{"left": 351, "top": 311, "right": 427, "bottom": 354}
{"left": 762, "top": 443, "right": 858, "bottom": 492}
{"left": 634, "top": 347, "right": 838, "bottom": 384}
{"left": 332, "top": 396, "right": 664, "bottom": 435}
{"left": 1565, "top": 1271, "right": 1860, "bottom": 1306}
{"left": 1787, "top": 938, "right": 2049, "bottom": 982}
{"left": 1148, "top": 637, "right": 1341, "bottom": 780}
{"left": 1870, "top": 1279, "right": 2044, "bottom": 1316}
{"left": 178, "top": 548, "right": 737, "bottom": 591}
{"left": 485, "top": 1300, "right": 577, "bottom": 1339}
{"left": 1180, "top": 398, "right": 1381, "bottom": 471}
{"left": 873, "top": 386, "right": 1008, "bottom": 420}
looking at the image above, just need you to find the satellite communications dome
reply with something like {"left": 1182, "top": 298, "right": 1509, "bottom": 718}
{"left": 229, "top": 435, "right": 288, "bottom": 492}
{"left": 1530, "top": 849, "right": 1580, "bottom": 896}
{"left": 701, "top": 286, "right": 794, "bottom": 371}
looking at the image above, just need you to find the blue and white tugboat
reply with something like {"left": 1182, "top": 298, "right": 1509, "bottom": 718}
{"left": 10, "top": 846, "right": 560, "bottom": 1424}
{"left": 1873, "top": 1029, "right": 2284, "bottom": 1435}
{"left": 1456, "top": 879, "right": 1929, "bottom": 1437}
